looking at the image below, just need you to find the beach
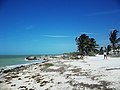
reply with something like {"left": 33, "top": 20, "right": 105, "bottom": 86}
{"left": 0, "top": 55, "right": 120, "bottom": 90}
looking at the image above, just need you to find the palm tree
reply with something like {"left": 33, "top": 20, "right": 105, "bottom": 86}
{"left": 75, "top": 34, "right": 98, "bottom": 56}
{"left": 87, "top": 38, "right": 99, "bottom": 55}
{"left": 75, "top": 34, "right": 88, "bottom": 55}
{"left": 99, "top": 47, "right": 104, "bottom": 55}
{"left": 106, "top": 45, "right": 111, "bottom": 54}
{"left": 109, "top": 29, "right": 120, "bottom": 51}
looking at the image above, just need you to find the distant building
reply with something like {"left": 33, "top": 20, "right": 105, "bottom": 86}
{"left": 109, "top": 44, "right": 120, "bottom": 57}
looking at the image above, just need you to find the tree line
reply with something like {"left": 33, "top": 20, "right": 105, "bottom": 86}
{"left": 75, "top": 29, "right": 120, "bottom": 56}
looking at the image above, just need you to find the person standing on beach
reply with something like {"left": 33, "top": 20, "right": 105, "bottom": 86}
{"left": 104, "top": 52, "right": 107, "bottom": 59}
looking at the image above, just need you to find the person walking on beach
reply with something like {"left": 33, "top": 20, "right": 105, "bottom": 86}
{"left": 104, "top": 52, "right": 107, "bottom": 59}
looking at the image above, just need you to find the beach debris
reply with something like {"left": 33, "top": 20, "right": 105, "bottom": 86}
{"left": 6, "top": 81, "right": 12, "bottom": 84}
{"left": 31, "top": 75, "right": 37, "bottom": 78}
{"left": 44, "top": 63, "right": 54, "bottom": 67}
{"left": 45, "top": 88, "right": 49, "bottom": 90}
{"left": 3, "top": 65, "right": 25, "bottom": 73}
{"left": 4, "top": 76, "right": 12, "bottom": 80}
{"left": 106, "top": 67, "right": 120, "bottom": 71}
{"left": 40, "top": 81, "right": 49, "bottom": 87}
{"left": 70, "top": 68, "right": 81, "bottom": 73}
{"left": 0, "top": 80, "right": 3, "bottom": 83}
{"left": 11, "top": 84, "right": 16, "bottom": 86}
{"left": 25, "top": 80, "right": 29, "bottom": 82}
{"left": 24, "top": 75, "right": 30, "bottom": 78}
{"left": 18, "top": 86, "right": 27, "bottom": 90}
{"left": 3, "top": 69, "right": 12, "bottom": 73}
{"left": 49, "top": 79, "right": 54, "bottom": 83}
{"left": 29, "top": 88, "right": 34, "bottom": 90}
{"left": 35, "top": 77, "right": 42, "bottom": 83}
{"left": 57, "top": 82, "right": 61, "bottom": 84}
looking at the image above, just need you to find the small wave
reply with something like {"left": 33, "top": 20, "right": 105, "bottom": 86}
{"left": 0, "top": 60, "right": 44, "bottom": 73}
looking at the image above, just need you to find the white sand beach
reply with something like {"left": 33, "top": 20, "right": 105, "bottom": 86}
{"left": 0, "top": 55, "right": 120, "bottom": 90}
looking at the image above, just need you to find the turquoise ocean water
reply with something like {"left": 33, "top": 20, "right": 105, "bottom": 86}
{"left": 0, "top": 55, "right": 42, "bottom": 67}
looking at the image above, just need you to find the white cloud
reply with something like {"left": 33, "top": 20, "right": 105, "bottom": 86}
{"left": 80, "top": 32, "right": 96, "bottom": 35}
{"left": 42, "top": 33, "right": 96, "bottom": 38}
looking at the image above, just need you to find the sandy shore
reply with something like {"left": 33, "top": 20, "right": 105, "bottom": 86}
{"left": 0, "top": 55, "right": 120, "bottom": 90}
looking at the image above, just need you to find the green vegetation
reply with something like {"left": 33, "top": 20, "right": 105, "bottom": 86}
{"left": 75, "top": 34, "right": 99, "bottom": 56}
{"left": 74, "top": 29, "right": 120, "bottom": 57}
{"left": 106, "top": 45, "right": 111, "bottom": 53}
{"left": 64, "top": 29, "right": 120, "bottom": 58}
{"left": 64, "top": 52, "right": 83, "bottom": 59}
{"left": 105, "top": 29, "right": 120, "bottom": 56}
{"left": 99, "top": 47, "right": 104, "bottom": 55}
{"left": 64, "top": 52, "right": 80, "bottom": 57}
{"left": 44, "top": 63, "right": 54, "bottom": 68}
{"left": 109, "top": 29, "right": 120, "bottom": 51}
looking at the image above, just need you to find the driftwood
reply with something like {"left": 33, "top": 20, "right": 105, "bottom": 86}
{"left": 106, "top": 68, "right": 120, "bottom": 71}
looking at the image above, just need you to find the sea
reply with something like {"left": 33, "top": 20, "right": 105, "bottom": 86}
{"left": 0, "top": 55, "right": 43, "bottom": 68}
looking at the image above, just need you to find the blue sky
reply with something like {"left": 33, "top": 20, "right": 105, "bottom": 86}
{"left": 0, "top": 0, "right": 120, "bottom": 54}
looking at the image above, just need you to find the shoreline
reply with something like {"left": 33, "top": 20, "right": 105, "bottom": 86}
{"left": 0, "top": 59, "right": 46, "bottom": 74}
{"left": 0, "top": 55, "right": 120, "bottom": 90}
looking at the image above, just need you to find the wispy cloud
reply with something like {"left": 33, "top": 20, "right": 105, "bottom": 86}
{"left": 88, "top": 9, "right": 120, "bottom": 16}
{"left": 80, "top": 32, "right": 96, "bottom": 35}
{"left": 42, "top": 35, "right": 75, "bottom": 38}
{"left": 42, "top": 33, "right": 96, "bottom": 38}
